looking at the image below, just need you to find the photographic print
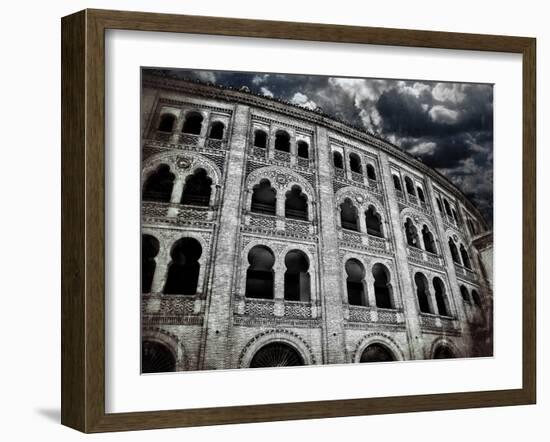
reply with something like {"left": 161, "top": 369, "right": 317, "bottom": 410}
{"left": 140, "top": 68, "right": 493, "bottom": 373}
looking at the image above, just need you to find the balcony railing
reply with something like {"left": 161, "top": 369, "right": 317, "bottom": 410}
{"left": 206, "top": 138, "right": 225, "bottom": 149}
{"left": 236, "top": 297, "right": 317, "bottom": 320}
{"left": 368, "top": 179, "right": 380, "bottom": 193}
{"left": 246, "top": 212, "right": 314, "bottom": 236}
{"left": 454, "top": 262, "right": 478, "bottom": 282}
{"left": 142, "top": 293, "right": 202, "bottom": 317}
{"left": 351, "top": 171, "right": 364, "bottom": 183}
{"left": 274, "top": 150, "right": 291, "bottom": 162}
{"left": 407, "top": 246, "right": 444, "bottom": 268}
{"left": 176, "top": 133, "right": 200, "bottom": 146}
{"left": 348, "top": 306, "right": 403, "bottom": 325}
{"left": 248, "top": 212, "right": 277, "bottom": 229}
{"left": 251, "top": 146, "right": 267, "bottom": 159}
{"left": 334, "top": 168, "right": 346, "bottom": 179}
{"left": 154, "top": 130, "right": 172, "bottom": 143}
{"left": 419, "top": 312, "right": 458, "bottom": 332}
{"left": 297, "top": 157, "right": 311, "bottom": 168}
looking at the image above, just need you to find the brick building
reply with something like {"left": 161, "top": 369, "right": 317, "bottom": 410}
{"left": 140, "top": 72, "right": 493, "bottom": 373}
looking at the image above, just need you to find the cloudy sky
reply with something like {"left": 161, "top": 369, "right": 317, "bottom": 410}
{"left": 150, "top": 68, "right": 493, "bottom": 224}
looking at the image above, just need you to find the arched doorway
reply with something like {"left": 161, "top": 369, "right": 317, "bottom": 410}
{"left": 141, "top": 340, "right": 176, "bottom": 373}
{"left": 163, "top": 238, "right": 202, "bottom": 295}
{"left": 360, "top": 343, "right": 395, "bottom": 363}
{"left": 415, "top": 272, "right": 431, "bottom": 314}
{"left": 182, "top": 112, "right": 203, "bottom": 135}
{"left": 340, "top": 198, "right": 359, "bottom": 231}
{"left": 345, "top": 259, "right": 366, "bottom": 306}
{"left": 251, "top": 179, "right": 276, "bottom": 215}
{"left": 181, "top": 168, "right": 212, "bottom": 206}
{"left": 142, "top": 234, "right": 159, "bottom": 293}
{"left": 433, "top": 345, "right": 455, "bottom": 359}
{"left": 372, "top": 263, "right": 392, "bottom": 308}
{"left": 245, "top": 245, "right": 275, "bottom": 299}
{"left": 250, "top": 342, "right": 304, "bottom": 368}
{"left": 285, "top": 185, "right": 308, "bottom": 220}
{"left": 142, "top": 164, "right": 175, "bottom": 202}
{"left": 284, "top": 250, "right": 310, "bottom": 302}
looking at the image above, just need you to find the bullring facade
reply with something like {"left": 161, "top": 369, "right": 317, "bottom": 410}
{"left": 140, "top": 72, "right": 493, "bottom": 373}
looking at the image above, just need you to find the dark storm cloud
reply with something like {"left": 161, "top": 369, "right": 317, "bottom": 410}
{"left": 149, "top": 68, "right": 493, "bottom": 224}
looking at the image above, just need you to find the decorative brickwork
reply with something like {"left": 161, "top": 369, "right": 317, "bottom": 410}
{"left": 140, "top": 74, "right": 493, "bottom": 371}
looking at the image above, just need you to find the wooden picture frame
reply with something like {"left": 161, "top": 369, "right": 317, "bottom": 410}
{"left": 61, "top": 8, "right": 536, "bottom": 433}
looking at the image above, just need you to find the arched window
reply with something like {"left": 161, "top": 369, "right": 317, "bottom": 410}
{"left": 251, "top": 179, "right": 276, "bottom": 215}
{"left": 274, "top": 130, "right": 290, "bottom": 152}
{"left": 365, "top": 205, "right": 383, "bottom": 237}
{"left": 459, "top": 244, "right": 471, "bottom": 269}
{"left": 254, "top": 130, "right": 267, "bottom": 148}
{"left": 180, "top": 168, "right": 212, "bottom": 206}
{"left": 333, "top": 151, "right": 344, "bottom": 169}
{"left": 250, "top": 342, "right": 304, "bottom": 368}
{"left": 460, "top": 285, "right": 470, "bottom": 303}
{"left": 340, "top": 198, "right": 359, "bottom": 231}
{"left": 297, "top": 141, "right": 309, "bottom": 159}
{"left": 349, "top": 153, "right": 362, "bottom": 174}
{"left": 471, "top": 289, "right": 482, "bottom": 307}
{"left": 366, "top": 164, "right": 376, "bottom": 180}
{"left": 433, "top": 345, "right": 455, "bottom": 359}
{"left": 373, "top": 263, "right": 393, "bottom": 309}
{"left": 360, "top": 343, "right": 395, "bottom": 363}
{"left": 142, "top": 234, "right": 159, "bottom": 293}
{"left": 157, "top": 113, "right": 176, "bottom": 132}
{"left": 452, "top": 208, "right": 459, "bottom": 224}
{"left": 405, "top": 177, "right": 416, "bottom": 196}
{"left": 345, "top": 259, "right": 366, "bottom": 306}
{"left": 467, "top": 219, "right": 476, "bottom": 235}
{"left": 433, "top": 277, "right": 449, "bottom": 316}
{"left": 245, "top": 245, "right": 275, "bottom": 299}
{"left": 448, "top": 238, "right": 461, "bottom": 263}
{"left": 142, "top": 340, "right": 176, "bottom": 373}
{"left": 417, "top": 186, "right": 426, "bottom": 202}
{"left": 404, "top": 218, "right": 420, "bottom": 248}
{"left": 285, "top": 185, "right": 308, "bottom": 221}
{"left": 182, "top": 112, "right": 203, "bottom": 135}
{"left": 444, "top": 199, "right": 453, "bottom": 218}
{"left": 393, "top": 175, "right": 402, "bottom": 191}
{"left": 284, "top": 250, "right": 310, "bottom": 302}
{"left": 436, "top": 197, "right": 443, "bottom": 213}
{"left": 415, "top": 272, "right": 431, "bottom": 314}
{"left": 208, "top": 121, "right": 224, "bottom": 139}
{"left": 163, "top": 238, "right": 202, "bottom": 295}
{"left": 142, "top": 164, "right": 175, "bottom": 202}
{"left": 422, "top": 225, "right": 437, "bottom": 253}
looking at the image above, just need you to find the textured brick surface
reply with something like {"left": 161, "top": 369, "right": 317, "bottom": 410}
{"left": 140, "top": 74, "right": 493, "bottom": 371}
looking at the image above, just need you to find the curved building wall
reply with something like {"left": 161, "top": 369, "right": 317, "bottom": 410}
{"left": 140, "top": 73, "right": 493, "bottom": 371}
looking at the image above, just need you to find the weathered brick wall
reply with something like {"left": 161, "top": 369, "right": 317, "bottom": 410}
{"left": 140, "top": 74, "right": 492, "bottom": 370}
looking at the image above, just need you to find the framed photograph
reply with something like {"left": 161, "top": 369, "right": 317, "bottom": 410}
{"left": 61, "top": 9, "right": 536, "bottom": 432}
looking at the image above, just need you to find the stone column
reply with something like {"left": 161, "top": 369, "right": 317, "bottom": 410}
{"left": 169, "top": 110, "right": 185, "bottom": 144}
{"left": 170, "top": 177, "right": 184, "bottom": 204}
{"left": 358, "top": 209, "right": 367, "bottom": 234}
{"left": 315, "top": 126, "right": 347, "bottom": 365}
{"left": 427, "top": 287, "right": 439, "bottom": 316}
{"left": 365, "top": 272, "right": 377, "bottom": 308}
{"left": 290, "top": 134, "right": 297, "bottom": 167}
{"left": 274, "top": 266, "right": 285, "bottom": 317}
{"left": 378, "top": 152, "right": 424, "bottom": 359}
{"left": 276, "top": 192, "right": 286, "bottom": 230}
{"left": 150, "top": 246, "right": 170, "bottom": 294}
{"left": 201, "top": 104, "right": 250, "bottom": 370}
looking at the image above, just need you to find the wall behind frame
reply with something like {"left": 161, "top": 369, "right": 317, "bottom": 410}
{"left": 0, "top": 0, "right": 546, "bottom": 441}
